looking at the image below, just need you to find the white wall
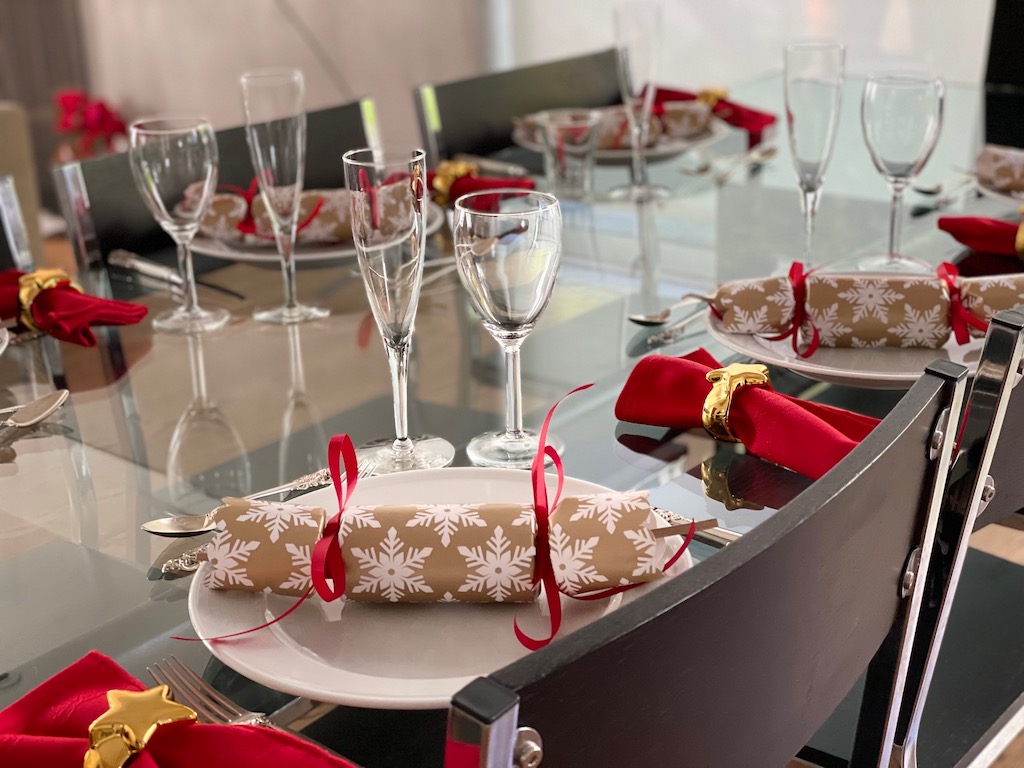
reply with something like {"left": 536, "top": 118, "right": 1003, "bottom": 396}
{"left": 79, "top": 0, "right": 487, "bottom": 147}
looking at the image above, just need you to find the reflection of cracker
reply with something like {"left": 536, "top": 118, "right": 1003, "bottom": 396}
{"left": 199, "top": 194, "right": 248, "bottom": 243}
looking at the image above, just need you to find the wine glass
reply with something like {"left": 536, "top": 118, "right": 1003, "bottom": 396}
{"left": 129, "top": 117, "right": 229, "bottom": 334}
{"left": 784, "top": 42, "right": 844, "bottom": 268}
{"left": 240, "top": 68, "right": 329, "bottom": 324}
{"left": 611, "top": 1, "right": 666, "bottom": 202}
{"left": 453, "top": 190, "right": 562, "bottom": 468}
{"left": 278, "top": 324, "right": 327, "bottom": 484}
{"left": 342, "top": 148, "right": 454, "bottom": 474}
{"left": 860, "top": 73, "right": 944, "bottom": 271}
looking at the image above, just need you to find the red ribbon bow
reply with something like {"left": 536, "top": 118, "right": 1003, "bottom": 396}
{"left": 766, "top": 261, "right": 820, "bottom": 358}
{"left": 936, "top": 261, "right": 989, "bottom": 345}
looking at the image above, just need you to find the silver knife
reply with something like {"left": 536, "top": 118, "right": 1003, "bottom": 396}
{"left": 108, "top": 250, "right": 246, "bottom": 301}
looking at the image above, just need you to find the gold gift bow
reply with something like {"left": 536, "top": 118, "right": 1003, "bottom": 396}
{"left": 431, "top": 159, "right": 477, "bottom": 206}
{"left": 18, "top": 268, "right": 82, "bottom": 332}
{"left": 702, "top": 364, "right": 771, "bottom": 442}
{"left": 84, "top": 685, "right": 197, "bottom": 768}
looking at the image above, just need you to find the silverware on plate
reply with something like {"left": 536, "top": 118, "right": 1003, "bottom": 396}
{"left": 149, "top": 656, "right": 275, "bottom": 727}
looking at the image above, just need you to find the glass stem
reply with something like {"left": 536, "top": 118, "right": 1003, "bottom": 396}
{"left": 501, "top": 340, "right": 525, "bottom": 439}
{"left": 177, "top": 239, "right": 200, "bottom": 315}
{"left": 629, "top": 122, "right": 649, "bottom": 188}
{"left": 186, "top": 332, "right": 209, "bottom": 405}
{"left": 385, "top": 339, "right": 413, "bottom": 455}
{"left": 277, "top": 225, "right": 299, "bottom": 311}
{"left": 888, "top": 182, "right": 907, "bottom": 258}
{"left": 801, "top": 187, "right": 821, "bottom": 266}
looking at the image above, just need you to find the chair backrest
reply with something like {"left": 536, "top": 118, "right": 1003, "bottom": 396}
{"left": 55, "top": 99, "right": 376, "bottom": 267}
{"left": 983, "top": 0, "right": 1024, "bottom": 146}
{"left": 415, "top": 49, "right": 621, "bottom": 166}
{"left": 0, "top": 175, "right": 34, "bottom": 270}
{"left": 0, "top": 102, "right": 42, "bottom": 262}
{"left": 890, "top": 309, "right": 1024, "bottom": 766}
{"left": 444, "top": 362, "right": 968, "bottom": 768}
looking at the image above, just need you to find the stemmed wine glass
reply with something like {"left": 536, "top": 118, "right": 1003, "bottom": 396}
{"left": 453, "top": 190, "right": 562, "bottom": 468}
{"left": 860, "top": 73, "right": 944, "bottom": 271}
{"left": 342, "top": 148, "right": 454, "bottom": 474}
{"left": 241, "top": 68, "right": 328, "bottom": 323}
{"left": 612, "top": 1, "right": 665, "bottom": 202}
{"left": 278, "top": 324, "right": 327, "bottom": 483}
{"left": 129, "top": 117, "right": 229, "bottom": 333}
{"left": 784, "top": 42, "right": 844, "bottom": 268}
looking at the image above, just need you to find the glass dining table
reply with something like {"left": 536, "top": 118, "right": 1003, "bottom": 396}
{"left": 1, "top": 74, "right": 1018, "bottom": 766}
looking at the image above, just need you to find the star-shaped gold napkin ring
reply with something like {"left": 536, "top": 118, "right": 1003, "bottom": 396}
{"left": 83, "top": 685, "right": 197, "bottom": 768}
{"left": 18, "top": 268, "right": 82, "bottom": 332}
{"left": 697, "top": 88, "right": 729, "bottom": 109}
{"left": 431, "top": 159, "right": 477, "bottom": 206}
{"left": 702, "top": 363, "right": 770, "bottom": 442}
{"left": 1015, "top": 205, "right": 1024, "bottom": 257}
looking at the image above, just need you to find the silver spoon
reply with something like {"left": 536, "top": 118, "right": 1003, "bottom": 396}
{"left": 628, "top": 294, "right": 711, "bottom": 326}
{"left": 1, "top": 390, "right": 69, "bottom": 428}
{"left": 713, "top": 145, "right": 778, "bottom": 186}
{"left": 469, "top": 220, "right": 529, "bottom": 257}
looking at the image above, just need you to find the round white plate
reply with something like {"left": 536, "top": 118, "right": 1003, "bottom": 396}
{"left": 191, "top": 201, "right": 446, "bottom": 264}
{"left": 705, "top": 311, "right": 983, "bottom": 389}
{"left": 512, "top": 117, "right": 730, "bottom": 166}
{"left": 188, "top": 466, "right": 691, "bottom": 709}
{"left": 975, "top": 179, "right": 1024, "bottom": 207}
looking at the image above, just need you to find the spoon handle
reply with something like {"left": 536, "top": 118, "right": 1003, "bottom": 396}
{"left": 646, "top": 307, "right": 707, "bottom": 349}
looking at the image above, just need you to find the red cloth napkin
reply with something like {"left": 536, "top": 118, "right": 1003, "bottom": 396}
{"left": 614, "top": 349, "right": 880, "bottom": 480}
{"left": 0, "top": 651, "right": 358, "bottom": 768}
{"left": 0, "top": 270, "right": 147, "bottom": 347}
{"left": 650, "top": 87, "right": 777, "bottom": 147}
{"left": 938, "top": 215, "right": 1020, "bottom": 257}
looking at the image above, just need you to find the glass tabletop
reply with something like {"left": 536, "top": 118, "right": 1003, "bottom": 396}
{"left": 0, "top": 74, "right": 1012, "bottom": 762}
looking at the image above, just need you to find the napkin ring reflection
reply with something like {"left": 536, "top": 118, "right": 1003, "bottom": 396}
{"left": 432, "top": 159, "right": 477, "bottom": 206}
{"left": 702, "top": 363, "right": 770, "bottom": 442}
{"left": 18, "top": 268, "right": 81, "bottom": 332}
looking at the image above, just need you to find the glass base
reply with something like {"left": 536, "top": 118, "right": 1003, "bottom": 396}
{"left": 606, "top": 183, "right": 671, "bottom": 202}
{"left": 253, "top": 303, "right": 330, "bottom": 325}
{"left": 466, "top": 429, "right": 564, "bottom": 469}
{"left": 356, "top": 435, "right": 455, "bottom": 475}
{"left": 853, "top": 253, "right": 932, "bottom": 273}
{"left": 153, "top": 306, "right": 230, "bottom": 334}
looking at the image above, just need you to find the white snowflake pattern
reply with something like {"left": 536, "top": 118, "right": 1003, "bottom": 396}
{"left": 350, "top": 527, "right": 433, "bottom": 602}
{"left": 570, "top": 491, "right": 645, "bottom": 534}
{"left": 339, "top": 506, "right": 383, "bottom": 538}
{"left": 457, "top": 526, "right": 535, "bottom": 602}
{"left": 807, "top": 303, "right": 853, "bottom": 345}
{"left": 849, "top": 336, "right": 888, "bottom": 349}
{"left": 812, "top": 274, "right": 842, "bottom": 288}
{"left": 512, "top": 505, "right": 535, "bottom": 527}
{"left": 549, "top": 523, "right": 602, "bottom": 595}
{"left": 236, "top": 501, "right": 320, "bottom": 544}
{"left": 279, "top": 543, "right": 313, "bottom": 592}
{"left": 725, "top": 278, "right": 766, "bottom": 294}
{"left": 890, "top": 304, "right": 948, "bottom": 348}
{"left": 766, "top": 285, "right": 795, "bottom": 317}
{"left": 203, "top": 536, "right": 260, "bottom": 588}
{"left": 440, "top": 591, "right": 458, "bottom": 603}
{"left": 837, "top": 280, "right": 905, "bottom": 323}
{"left": 406, "top": 503, "right": 486, "bottom": 547}
{"left": 623, "top": 526, "right": 660, "bottom": 577}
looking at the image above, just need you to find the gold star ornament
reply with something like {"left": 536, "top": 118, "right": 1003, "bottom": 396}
{"left": 83, "top": 685, "right": 197, "bottom": 768}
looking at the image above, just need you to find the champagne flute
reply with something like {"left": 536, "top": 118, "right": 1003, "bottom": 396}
{"left": 453, "top": 190, "right": 562, "bottom": 468}
{"left": 611, "top": 1, "right": 666, "bottom": 202}
{"left": 129, "top": 117, "right": 229, "bottom": 334}
{"left": 342, "top": 148, "right": 454, "bottom": 474}
{"left": 784, "top": 42, "right": 844, "bottom": 268}
{"left": 860, "top": 73, "right": 944, "bottom": 271}
{"left": 241, "top": 68, "right": 328, "bottom": 323}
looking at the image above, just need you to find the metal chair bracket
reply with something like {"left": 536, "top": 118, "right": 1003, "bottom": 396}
{"left": 900, "top": 547, "right": 922, "bottom": 599}
{"left": 514, "top": 727, "right": 543, "bottom": 768}
{"left": 928, "top": 407, "right": 950, "bottom": 460}
{"left": 978, "top": 474, "right": 996, "bottom": 514}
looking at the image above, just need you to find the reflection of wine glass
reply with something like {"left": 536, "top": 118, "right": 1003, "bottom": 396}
{"left": 278, "top": 324, "right": 327, "bottom": 484}
{"left": 342, "top": 148, "right": 455, "bottom": 474}
{"left": 860, "top": 73, "right": 944, "bottom": 271}
{"left": 611, "top": 1, "right": 665, "bottom": 202}
{"left": 453, "top": 190, "right": 562, "bottom": 468}
{"left": 241, "top": 68, "right": 329, "bottom": 324}
{"left": 167, "top": 334, "right": 251, "bottom": 509}
{"left": 129, "top": 116, "right": 229, "bottom": 334}
{"left": 784, "top": 42, "right": 844, "bottom": 267}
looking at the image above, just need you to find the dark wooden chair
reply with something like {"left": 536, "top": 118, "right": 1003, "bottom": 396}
{"left": 983, "top": 0, "right": 1024, "bottom": 147}
{"left": 54, "top": 99, "right": 375, "bottom": 268}
{"left": 414, "top": 49, "right": 622, "bottom": 166}
{"left": 444, "top": 362, "right": 969, "bottom": 768}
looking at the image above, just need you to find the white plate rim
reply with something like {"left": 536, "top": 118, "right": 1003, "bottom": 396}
{"left": 512, "top": 117, "right": 730, "bottom": 164}
{"left": 704, "top": 310, "right": 982, "bottom": 387}
{"left": 975, "top": 178, "right": 1024, "bottom": 207}
{"left": 188, "top": 466, "right": 683, "bottom": 709}
{"left": 191, "top": 200, "right": 445, "bottom": 263}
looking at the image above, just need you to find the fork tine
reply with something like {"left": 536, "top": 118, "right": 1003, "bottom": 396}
{"left": 167, "top": 656, "right": 245, "bottom": 718}
{"left": 148, "top": 662, "right": 219, "bottom": 723}
{"left": 161, "top": 659, "right": 239, "bottom": 722}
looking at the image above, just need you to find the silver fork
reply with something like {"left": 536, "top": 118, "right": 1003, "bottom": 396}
{"left": 148, "top": 656, "right": 274, "bottom": 727}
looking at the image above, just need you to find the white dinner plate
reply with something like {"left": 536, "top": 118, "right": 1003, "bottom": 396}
{"left": 512, "top": 117, "right": 730, "bottom": 166}
{"left": 705, "top": 311, "right": 983, "bottom": 389}
{"left": 188, "top": 467, "right": 692, "bottom": 709}
{"left": 974, "top": 178, "right": 1024, "bottom": 207}
{"left": 191, "top": 201, "right": 446, "bottom": 264}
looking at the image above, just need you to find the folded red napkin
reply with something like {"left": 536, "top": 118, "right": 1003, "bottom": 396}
{"left": 0, "top": 270, "right": 148, "bottom": 347}
{"left": 0, "top": 651, "right": 357, "bottom": 768}
{"left": 614, "top": 349, "right": 879, "bottom": 480}
{"left": 938, "top": 215, "right": 1020, "bottom": 257}
{"left": 650, "top": 87, "right": 777, "bottom": 147}
{"left": 426, "top": 169, "right": 534, "bottom": 210}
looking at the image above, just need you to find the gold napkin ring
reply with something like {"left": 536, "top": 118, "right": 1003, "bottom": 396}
{"left": 702, "top": 364, "right": 770, "bottom": 442}
{"left": 18, "top": 268, "right": 81, "bottom": 332}
{"left": 84, "top": 685, "right": 197, "bottom": 768}
{"left": 1016, "top": 205, "right": 1024, "bottom": 257}
{"left": 431, "top": 159, "right": 477, "bottom": 206}
{"left": 697, "top": 88, "right": 729, "bottom": 108}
